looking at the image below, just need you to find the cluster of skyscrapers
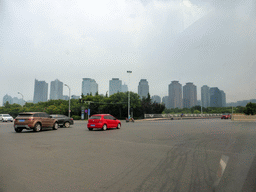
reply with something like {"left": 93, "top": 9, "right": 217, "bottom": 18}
{"left": 162, "top": 81, "right": 226, "bottom": 109}
{"left": 2, "top": 78, "right": 227, "bottom": 108}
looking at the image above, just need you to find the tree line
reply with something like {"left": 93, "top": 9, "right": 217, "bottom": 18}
{"left": 1, "top": 92, "right": 255, "bottom": 119}
{"left": 0, "top": 92, "right": 165, "bottom": 119}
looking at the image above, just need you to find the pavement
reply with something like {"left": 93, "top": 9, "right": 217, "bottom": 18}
{"left": 0, "top": 119, "right": 256, "bottom": 192}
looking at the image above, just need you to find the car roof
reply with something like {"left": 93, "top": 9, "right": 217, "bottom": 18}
{"left": 92, "top": 114, "right": 111, "bottom": 116}
{"left": 19, "top": 112, "right": 47, "bottom": 114}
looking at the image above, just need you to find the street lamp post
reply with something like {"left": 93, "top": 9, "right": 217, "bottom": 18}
{"left": 201, "top": 99, "right": 203, "bottom": 118}
{"left": 18, "top": 92, "right": 24, "bottom": 107}
{"left": 127, "top": 71, "right": 132, "bottom": 119}
{"left": 64, "top": 84, "right": 71, "bottom": 117}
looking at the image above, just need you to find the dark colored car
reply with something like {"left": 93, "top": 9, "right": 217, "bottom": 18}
{"left": 50, "top": 114, "right": 74, "bottom": 128}
{"left": 87, "top": 114, "right": 121, "bottom": 131}
{"left": 221, "top": 114, "right": 231, "bottom": 119}
{"left": 14, "top": 112, "right": 58, "bottom": 132}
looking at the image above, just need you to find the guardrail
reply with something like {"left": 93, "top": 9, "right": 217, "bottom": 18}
{"left": 232, "top": 114, "right": 256, "bottom": 121}
{"left": 144, "top": 114, "right": 222, "bottom": 119}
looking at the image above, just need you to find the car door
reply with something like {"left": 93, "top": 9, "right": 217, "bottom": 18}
{"left": 106, "top": 115, "right": 115, "bottom": 128}
{"left": 104, "top": 115, "right": 112, "bottom": 128}
{"left": 110, "top": 115, "right": 118, "bottom": 127}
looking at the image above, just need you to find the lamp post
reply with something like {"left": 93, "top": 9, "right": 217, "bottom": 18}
{"left": 201, "top": 99, "right": 203, "bottom": 118}
{"left": 18, "top": 92, "right": 24, "bottom": 107}
{"left": 127, "top": 71, "right": 132, "bottom": 119}
{"left": 64, "top": 84, "right": 71, "bottom": 117}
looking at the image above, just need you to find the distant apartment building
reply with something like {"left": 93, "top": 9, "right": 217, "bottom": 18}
{"left": 210, "top": 87, "right": 222, "bottom": 107}
{"left": 71, "top": 95, "right": 80, "bottom": 99}
{"left": 3, "top": 94, "right": 13, "bottom": 105}
{"left": 162, "top": 96, "right": 170, "bottom": 109}
{"left": 12, "top": 97, "right": 23, "bottom": 105}
{"left": 122, "top": 84, "right": 128, "bottom": 92}
{"left": 138, "top": 79, "right": 149, "bottom": 98}
{"left": 50, "top": 79, "right": 63, "bottom": 100}
{"left": 183, "top": 82, "right": 197, "bottom": 108}
{"left": 109, "top": 78, "right": 122, "bottom": 96}
{"left": 63, "top": 95, "right": 69, "bottom": 100}
{"left": 151, "top": 95, "right": 161, "bottom": 103}
{"left": 33, "top": 79, "right": 48, "bottom": 103}
{"left": 220, "top": 90, "right": 226, "bottom": 107}
{"left": 201, "top": 85, "right": 210, "bottom": 108}
{"left": 169, "top": 81, "right": 183, "bottom": 109}
{"left": 82, "top": 78, "right": 98, "bottom": 96}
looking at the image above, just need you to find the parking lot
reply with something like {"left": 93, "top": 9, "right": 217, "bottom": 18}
{"left": 0, "top": 119, "right": 256, "bottom": 192}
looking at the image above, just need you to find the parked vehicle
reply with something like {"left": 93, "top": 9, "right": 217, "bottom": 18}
{"left": 87, "top": 114, "right": 121, "bottom": 131}
{"left": 0, "top": 114, "right": 14, "bottom": 122}
{"left": 50, "top": 114, "right": 74, "bottom": 128}
{"left": 14, "top": 112, "right": 58, "bottom": 133}
{"left": 221, "top": 114, "right": 231, "bottom": 119}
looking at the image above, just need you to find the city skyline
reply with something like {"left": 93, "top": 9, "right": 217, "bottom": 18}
{"left": 1, "top": 77, "right": 252, "bottom": 107}
{"left": 1, "top": 0, "right": 256, "bottom": 106}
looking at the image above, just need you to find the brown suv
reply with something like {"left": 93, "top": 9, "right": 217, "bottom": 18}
{"left": 14, "top": 112, "right": 58, "bottom": 133}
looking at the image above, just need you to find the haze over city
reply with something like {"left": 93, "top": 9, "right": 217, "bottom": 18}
{"left": 1, "top": 0, "right": 256, "bottom": 106}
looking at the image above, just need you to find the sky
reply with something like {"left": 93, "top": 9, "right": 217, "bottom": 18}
{"left": 1, "top": 0, "right": 256, "bottom": 106}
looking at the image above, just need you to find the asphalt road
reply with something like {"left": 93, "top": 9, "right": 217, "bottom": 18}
{"left": 0, "top": 119, "right": 256, "bottom": 192}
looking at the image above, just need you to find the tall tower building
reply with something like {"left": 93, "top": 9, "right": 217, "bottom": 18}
{"left": 220, "top": 90, "right": 226, "bottom": 107}
{"left": 82, "top": 78, "right": 98, "bottom": 96}
{"left": 138, "top": 79, "right": 149, "bottom": 98}
{"left": 151, "top": 95, "right": 161, "bottom": 103}
{"left": 210, "top": 87, "right": 222, "bottom": 107}
{"left": 122, "top": 84, "right": 128, "bottom": 93}
{"left": 33, "top": 79, "right": 48, "bottom": 103}
{"left": 50, "top": 79, "right": 63, "bottom": 100}
{"left": 162, "top": 96, "right": 170, "bottom": 109}
{"left": 201, "top": 85, "right": 210, "bottom": 108}
{"left": 109, "top": 78, "right": 122, "bottom": 96}
{"left": 183, "top": 82, "right": 197, "bottom": 108}
{"left": 169, "top": 81, "right": 183, "bottom": 109}
{"left": 3, "top": 94, "right": 13, "bottom": 105}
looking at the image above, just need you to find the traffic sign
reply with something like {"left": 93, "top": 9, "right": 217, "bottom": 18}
{"left": 85, "top": 109, "right": 88, "bottom": 113}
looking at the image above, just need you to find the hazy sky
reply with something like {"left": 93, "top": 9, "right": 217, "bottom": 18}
{"left": 1, "top": 0, "right": 256, "bottom": 105}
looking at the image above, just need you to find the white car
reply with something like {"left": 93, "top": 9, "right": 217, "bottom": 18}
{"left": 0, "top": 114, "right": 14, "bottom": 122}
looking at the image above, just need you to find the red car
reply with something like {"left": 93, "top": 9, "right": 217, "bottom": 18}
{"left": 221, "top": 114, "right": 231, "bottom": 119}
{"left": 87, "top": 114, "right": 121, "bottom": 131}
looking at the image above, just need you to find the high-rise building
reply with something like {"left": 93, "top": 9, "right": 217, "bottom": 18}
{"left": 138, "top": 79, "right": 149, "bottom": 98}
{"left": 82, "top": 78, "right": 98, "bottom": 96}
{"left": 162, "top": 96, "right": 170, "bottom": 109}
{"left": 50, "top": 79, "right": 63, "bottom": 100}
{"left": 201, "top": 85, "right": 210, "bottom": 108}
{"left": 109, "top": 78, "right": 122, "bottom": 96}
{"left": 33, "top": 79, "right": 48, "bottom": 103}
{"left": 183, "top": 82, "right": 197, "bottom": 108}
{"left": 12, "top": 97, "right": 23, "bottom": 105}
{"left": 71, "top": 95, "right": 80, "bottom": 99}
{"left": 3, "top": 94, "right": 13, "bottom": 105}
{"left": 210, "top": 87, "right": 222, "bottom": 107}
{"left": 151, "top": 95, "right": 161, "bottom": 103}
{"left": 169, "top": 81, "right": 183, "bottom": 109}
{"left": 62, "top": 95, "right": 69, "bottom": 100}
{"left": 220, "top": 90, "right": 226, "bottom": 107}
{"left": 122, "top": 84, "right": 128, "bottom": 93}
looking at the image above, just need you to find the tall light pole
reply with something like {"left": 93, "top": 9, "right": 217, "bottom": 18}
{"left": 64, "top": 84, "right": 71, "bottom": 117}
{"left": 201, "top": 99, "right": 203, "bottom": 118}
{"left": 18, "top": 92, "right": 24, "bottom": 107}
{"left": 127, "top": 71, "right": 132, "bottom": 119}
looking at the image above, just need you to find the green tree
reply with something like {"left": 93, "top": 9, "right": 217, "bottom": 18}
{"left": 243, "top": 102, "right": 256, "bottom": 115}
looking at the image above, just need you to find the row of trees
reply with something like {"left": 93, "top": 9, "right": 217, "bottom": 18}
{"left": 1, "top": 92, "right": 255, "bottom": 119}
{"left": 0, "top": 92, "right": 165, "bottom": 119}
{"left": 163, "top": 105, "right": 245, "bottom": 114}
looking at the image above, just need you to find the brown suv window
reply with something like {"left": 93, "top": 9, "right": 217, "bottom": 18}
{"left": 18, "top": 114, "right": 33, "bottom": 117}
{"left": 33, "top": 114, "right": 39, "bottom": 117}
